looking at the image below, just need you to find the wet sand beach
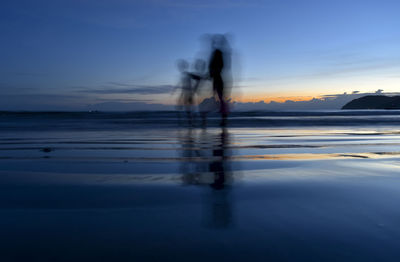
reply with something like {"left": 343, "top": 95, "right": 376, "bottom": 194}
{"left": 1, "top": 112, "right": 400, "bottom": 261}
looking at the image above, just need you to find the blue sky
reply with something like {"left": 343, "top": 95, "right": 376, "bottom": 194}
{"left": 1, "top": 0, "right": 400, "bottom": 110}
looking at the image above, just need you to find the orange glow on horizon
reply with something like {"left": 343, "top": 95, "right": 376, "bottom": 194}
{"left": 232, "top": 95, "right": 319, "bottom": 103}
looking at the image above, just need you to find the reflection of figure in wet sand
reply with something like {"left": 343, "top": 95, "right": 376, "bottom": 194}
{"left": 178, "top": 127, "right": 233, "bottom": 228}
{"left": 207, "top": 127, "right": 232, "bottom": 227}
{"left": 178, "top": 128, "right": 198, "bottom": 181}
{"left": 209, "top": 127, "right": 229, "bottom": 190}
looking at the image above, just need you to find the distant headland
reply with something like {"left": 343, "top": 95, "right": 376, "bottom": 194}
{"left": 342, "top": 95, "right": 400, "bottom": 110}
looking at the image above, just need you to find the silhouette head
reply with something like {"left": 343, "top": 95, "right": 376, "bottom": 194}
{"left": 176, "top": 59, "right": 189, "bottom": 72}
{"left": 193, "top": 59, "right": 206, "bottom": 73}
{"left": 211, "top": 34, "right": 226, "bottom": 50}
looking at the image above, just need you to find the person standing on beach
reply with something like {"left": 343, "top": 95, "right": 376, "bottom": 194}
{"left": 175, "top": 59, "right": 195, "bottom": 124}
{"left": 208, "top": 34, "right": 231, "bottom": 124}
{"left": 190, "top": 59, "right": 206, "bottom": 95}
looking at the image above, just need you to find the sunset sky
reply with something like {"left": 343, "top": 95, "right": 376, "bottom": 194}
{"left": 1, "top": 0, "right": 400, "bottom": 110}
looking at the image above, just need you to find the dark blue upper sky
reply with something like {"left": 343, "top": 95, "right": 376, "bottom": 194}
{"left": 1, "top": 0, "right": 400, "bottom": 110}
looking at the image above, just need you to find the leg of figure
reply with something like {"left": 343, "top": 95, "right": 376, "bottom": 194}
{"left": 214, "top": 77, "right": 227, "bottom": 126}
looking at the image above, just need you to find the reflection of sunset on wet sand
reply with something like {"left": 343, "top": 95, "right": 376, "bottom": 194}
{"left": 2, "top": 111, "right": 400, "bottom": 260}
{"left": 237, "top": 152, "right": 400, "bottom": 160}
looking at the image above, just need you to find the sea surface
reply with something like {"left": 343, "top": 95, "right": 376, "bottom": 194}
{"left": 1, "top": 110, "right": 400, "bottom": 261}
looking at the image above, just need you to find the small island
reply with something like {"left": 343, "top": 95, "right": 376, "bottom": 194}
{"left": 342, "top": 95, "right": 400, "bottom": 110}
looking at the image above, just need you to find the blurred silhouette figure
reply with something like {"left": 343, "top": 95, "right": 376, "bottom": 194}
{"left": 189, "top": 59, "right": 208, "bottom": 126}
{"left": 208, "top": 34, "right": 231, "bottom": 126}
{"left": 175, "top": 59, "right": 207, "bottom": 126}
{"left": 190, "top": 59, "right": 207, "bottom": 93}
{"left": 173, "top": 34, "right": 234, "bottom": 126}
{"left": 175, "top": 59, "right": 195, "bottom": 124}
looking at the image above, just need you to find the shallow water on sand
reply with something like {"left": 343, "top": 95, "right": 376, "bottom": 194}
{"left": 1, "top": 124, "right": 400, "bottom": 261}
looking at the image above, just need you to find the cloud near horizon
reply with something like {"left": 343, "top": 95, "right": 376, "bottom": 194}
{"left": 232, "top": 90, "right": 400, "bottom": 111}
{"left": 77, "top": 83, "right": 175, "bottom": 95}
{"left": 1, "top": 80, "right": 398, "bottom": 112}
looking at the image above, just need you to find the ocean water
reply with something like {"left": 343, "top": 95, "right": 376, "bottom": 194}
{"left": 2, "top": 110, "right": 400, "bottom": 130}
{"left": 1, "top": 110, "right": 400, "bottom": 261}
